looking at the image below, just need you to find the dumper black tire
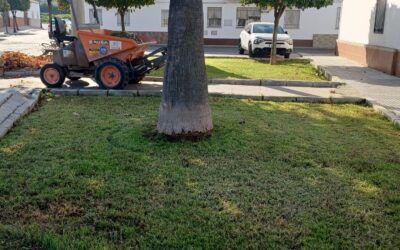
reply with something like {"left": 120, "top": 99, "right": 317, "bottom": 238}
{"left": 95, "top": 58, "right": 129, "bottom": 90}
{"left": 40, "top": 63, "right": 65, "bottom": 88}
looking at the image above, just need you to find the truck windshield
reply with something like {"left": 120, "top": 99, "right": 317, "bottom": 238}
{"left": 253, "top": 24, "right": 285, "bottom": 34}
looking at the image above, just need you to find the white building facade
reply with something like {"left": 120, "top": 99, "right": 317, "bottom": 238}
{"left": 0, "top": 0, "right": 41, "bottom": 29}
{"left": 82, "top": 0, "right": 343, "bottom": 48}
{"left": 337, "top": 0, "right": 400, "bottom": 76}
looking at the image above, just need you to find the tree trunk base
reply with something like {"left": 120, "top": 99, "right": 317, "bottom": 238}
{"left": 157, "top": 103, "right": 213, "bottom": 137}
{"left": 165, "top": 130, "right": 212, "bottom": 141}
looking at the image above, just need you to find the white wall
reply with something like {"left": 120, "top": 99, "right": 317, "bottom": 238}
{"left": 339, "top": 0, "right": 400, "bottom": 49}
{"left": 28, "top": 0, "right": 41, "bottom": 28}
{"left": 6, "top": 0, "right": 41, "bottom": 27}
{"left": 84, "top": 0, "right": 341, "bottom": 40}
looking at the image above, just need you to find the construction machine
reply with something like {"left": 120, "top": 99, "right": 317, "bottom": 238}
{"left": 40, "top": 0, "right": 166, "bottom": 90}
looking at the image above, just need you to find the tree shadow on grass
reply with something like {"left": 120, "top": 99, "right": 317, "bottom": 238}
{"left": 206, "top": 65, "right": 250, "bottom": 79}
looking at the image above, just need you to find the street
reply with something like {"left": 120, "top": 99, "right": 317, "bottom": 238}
{"left": 0, "top": 28, "right": 332, "bottom": 58}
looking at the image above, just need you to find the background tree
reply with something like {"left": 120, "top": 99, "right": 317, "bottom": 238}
{"left": 241, "top": 0, "right": 333, "bottom": 64}
{"left": 0, "top": 0, "right": 10, "bottom": 33}
{"left": 51, "top": 0, "right": 100, "bottom": 24}
{"left": 97, "top": 0, "right": 155, "bottom": 32}
{"left": 47, "top": 0, "right": 53, "bottom": 34}
{"left": 7, "top": 0, "right": 30, "bottom": 33}
{"left": 86, "top": 0, "right": 100, "bottom": 24}
{"left": 157, "top": 0, "right": 213, "bottom": 137}
{"left": 57, "top": 0, "right": 70, "bottom": 12}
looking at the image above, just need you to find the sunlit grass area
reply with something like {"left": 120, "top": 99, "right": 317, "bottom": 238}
{"left": 0, "top": 97, "right": 399, "bottom": 249}
{"left": 149, "top": 58, "right": 326, "bottom": 81}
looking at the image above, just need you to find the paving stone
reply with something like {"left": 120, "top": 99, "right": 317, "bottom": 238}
{"left": 78, "top": 89, "right": 108, "bottom": 96}
{"left": 108, "top": 90, "right": 138, "bottom": 96}
{"left": 228, "top": 94, "right": 263, "bottom": 100}
{"left": 137, "top": 90, "right": 162, "bottom": 96}
{"left": 49, "top": 89, "right": 78, "bottom": 96}
{"left": 312, "top": 81, "right": 342, "bottom": 88}
{"left": 263, "top": 96, "right": 298, "bottom": 102}
{"left": 0, "top": 91, "right": 12, "bottom": 106}
{"left": 210, "top": 79, "right": 261, "bottom": 86}
{"left": 0, "top": 88, "right": 41, "bottom": 139}
{"left": 260, "top": 80, "right": 284, "bottom": 86}
{"left": 285, "top": 80, "right": 314, "bottom": 87}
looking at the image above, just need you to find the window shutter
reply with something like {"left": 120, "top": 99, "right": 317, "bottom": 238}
{"left": 374, "top": 0, "right": 387, "bottom": 33}
{"left": 284, "top": 10, "right": 300, "bottom": 29}
{"left": 236, "top": 7, "right": 260, "bottom": 27}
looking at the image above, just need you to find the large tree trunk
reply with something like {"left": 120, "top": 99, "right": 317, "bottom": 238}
{"left": 270, "top": 6, "right": 285, "bottom": 64}
{"left": 157, "top": 0, "right": 213, "bottom": 137}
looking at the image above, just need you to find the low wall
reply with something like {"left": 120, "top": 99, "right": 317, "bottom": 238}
{"left": 313, "top": 34, "right": 338, "bottom": 49}
{"left": 0, "top": 16, "right": 26, "bottom": 28}
{"left": 337, "top": 40, "right": 400, "bottom": 77}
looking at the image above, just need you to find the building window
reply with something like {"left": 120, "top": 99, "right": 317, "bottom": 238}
{"left": 236, "top": 7, "right": 261, "bottom": 27}
{"left": 207, "top": 7, "right": 222, "bottom": 28}
{"left": 335, "top": 7, "right": 341, "bottom": 29}
{"left": 117, "top": 11, "right": 130, "bottom": 27}
{"left": 284, "top": 10, "right": 300, "bottom": 29}
{"left": 161, "top": 9, "right": 168, "bottom": 27}
{"left": 374, "top": 0, "right": 387, "bottom": 33}
{"left": 89, "top": 8, "right": 103, "bottom": 25}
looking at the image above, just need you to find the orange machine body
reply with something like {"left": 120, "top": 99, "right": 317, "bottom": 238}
{"left": 78, "top": 29, "right": 148, "bottom": 63}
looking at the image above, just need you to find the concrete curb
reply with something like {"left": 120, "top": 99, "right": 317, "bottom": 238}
{"left": 3, "top": 69, "right": 40, "bottom": 78}
{"left": 144, "top": 76, "right": 342, "bottom": 88}
{"left": 0, "top": 88, "right": 41, "bottom": 139}
{"left": 3, "top": 70, "right": 341, "bottom": 88}
{"left": 308, "top": 60, "right": 344, "bottom": 83}
{"left": 366, "top": 99, "right": 400, "bottom": 128}
{"left": 47, "top": 88, "right": 365, "bottom": 104}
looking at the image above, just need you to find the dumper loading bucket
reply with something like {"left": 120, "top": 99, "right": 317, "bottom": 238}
{"left": 78, "top": 30, "right": 147, "bottom": 63}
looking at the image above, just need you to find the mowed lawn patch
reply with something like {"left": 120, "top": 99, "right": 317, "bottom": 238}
{"left": 1, "top": 97, "right": 399, "bottom": 249}
{"left": 149, "top": 58, "right": 326, "bottom": 81}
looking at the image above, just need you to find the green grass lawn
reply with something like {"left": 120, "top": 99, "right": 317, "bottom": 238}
{"left": 149, "top": 58, "right": 326, "bottom": 81}
{"left": 1, "top": 97, "right": 399, "bottom": 249}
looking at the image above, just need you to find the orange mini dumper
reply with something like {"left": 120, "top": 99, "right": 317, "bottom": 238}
{"left": 40, "top": 17, "right": 166, "bottom": 90}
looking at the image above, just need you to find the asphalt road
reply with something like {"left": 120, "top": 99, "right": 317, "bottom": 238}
{"left": 0, "top": 28, "right": 334, "bottom": 58}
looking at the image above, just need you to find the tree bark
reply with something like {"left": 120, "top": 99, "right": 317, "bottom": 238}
{"left": 270, "top": 6, "right": 285, "bottom": 64}
{"left": 11, "top": 10, "right": 16, "bottom": 33}
{"left": 91, "top": 2, "right": 99, "bottom": 24}
{"left": 119, "top": 11, "right": 125, "bottom": 32}
{"left": 47, "top": 0, "right": 53, "bottom": 35}
{"left": 157, "top": 0, "right": 213, "bottom": 137}
{"left": 2, "top": 11, "right": 8, "bottom": 33}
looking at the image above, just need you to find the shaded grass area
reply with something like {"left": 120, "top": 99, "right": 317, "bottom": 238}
{"left": 149, "top": 58, "right": 326, "bottom": 81}
{"left": 0, "top": 97, "right": 399, "bottom": 249}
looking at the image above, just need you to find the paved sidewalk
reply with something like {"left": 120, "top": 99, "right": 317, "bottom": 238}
{"left": 0, "top": 87, "right": 41, "bottom": 138}
{"left": 304, "top": 54, "right": 400, "bottom": 124}
{"left": 0, "top": 28, "right": 50, "bottom": 56}
{"left": 0, "top": 77, "right": 342, "bottom": 100}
